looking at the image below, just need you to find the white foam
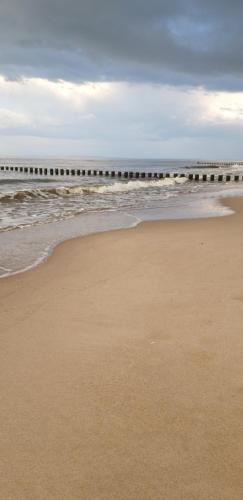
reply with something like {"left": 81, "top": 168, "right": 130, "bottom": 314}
{"left": 230, "top": 163, "right": 243, "bottom": 171}
{"left": 85, "top": 177, "right": 187, "bottom": 194}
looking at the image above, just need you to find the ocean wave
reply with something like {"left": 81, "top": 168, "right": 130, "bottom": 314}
{"left": 229, "top": 163, "right": 243, "bottom": 171}
{"left": 0, "top": 188, "right": 57, "bottom": 202}
{"left": 0, "top": 177, "right": 187, "bottom": 203}
{"left": 86, "top": 177, "right": 187, "bottom": 194}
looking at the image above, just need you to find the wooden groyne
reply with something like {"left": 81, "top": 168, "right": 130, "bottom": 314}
{"left": 196, "top": 161, "right": 243, "bottom": 167}
{"left": 0, "top": 165, "right": 243, "bottom": 182}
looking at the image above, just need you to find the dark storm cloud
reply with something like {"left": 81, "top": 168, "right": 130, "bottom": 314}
{"left": 0, "top": 0, "right": 243, "bottom": 88}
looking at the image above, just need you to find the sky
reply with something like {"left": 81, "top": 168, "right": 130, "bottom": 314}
{"left": 0, "top": 0, "right": 243, "bottom": 159}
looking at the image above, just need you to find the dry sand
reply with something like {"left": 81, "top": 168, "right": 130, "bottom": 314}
{"left": 1, "top": 197, "right": 243, "bottom": 500}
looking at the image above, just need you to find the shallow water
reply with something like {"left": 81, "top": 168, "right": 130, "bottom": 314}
{"left": 1, "top": 157, "right": 243, "bottom": 277}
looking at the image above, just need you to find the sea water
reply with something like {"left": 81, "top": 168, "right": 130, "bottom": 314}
{"left": 1, "top": 157, "right": 243, "bottom": 278}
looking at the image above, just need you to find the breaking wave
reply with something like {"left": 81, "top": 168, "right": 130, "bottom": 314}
{"left": 0, "top": 177, "right": 187, "bottom": 202}
{"left": 230, "top": 163, "right": 243, "bottom": 171}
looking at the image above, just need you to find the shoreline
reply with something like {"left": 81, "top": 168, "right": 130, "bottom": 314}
{"left": 1, "top": 196, "right": 243, "bottom": 499}
{"left": 0, "top": 192, "right": 236, "bottom": 281}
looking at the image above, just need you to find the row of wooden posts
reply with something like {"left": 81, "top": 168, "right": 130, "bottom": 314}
{"left": 196, "top": 161, "right": 243, "bottom": 166}
{"left": 0, "top": 165, "right": 243, "bottom": 182}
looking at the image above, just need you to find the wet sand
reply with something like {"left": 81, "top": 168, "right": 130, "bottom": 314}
{"left": 1, "top": 197, "right": 243, "bottom": 499}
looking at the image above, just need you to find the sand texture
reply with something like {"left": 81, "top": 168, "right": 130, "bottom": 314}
{"left": 1, "top": 197, "right": 243, "bottom": 499}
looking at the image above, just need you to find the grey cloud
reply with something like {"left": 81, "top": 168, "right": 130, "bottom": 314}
{"left": 0, "top": 0, "right": 243, "bottom": 88}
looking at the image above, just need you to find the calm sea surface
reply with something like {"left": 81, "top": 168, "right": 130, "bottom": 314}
{"left": 1, "top": 157, "right": 243, "bottom": 277}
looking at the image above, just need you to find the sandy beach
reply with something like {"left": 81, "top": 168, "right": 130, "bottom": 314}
{"left": 1, "top": 197, "right": 243, "bottom": 499}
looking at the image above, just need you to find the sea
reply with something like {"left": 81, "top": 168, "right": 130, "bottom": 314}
{"left": 1, "top": 157, "right": 243, "bottom": 278}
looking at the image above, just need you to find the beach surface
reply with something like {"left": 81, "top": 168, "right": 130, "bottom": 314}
{"left": 1, "top": 197, "right": 243, "bottom": 500}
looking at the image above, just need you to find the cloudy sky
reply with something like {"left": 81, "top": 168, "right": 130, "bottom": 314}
{"left": 0, "top": 0, "right": 243, "bottom": 158}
